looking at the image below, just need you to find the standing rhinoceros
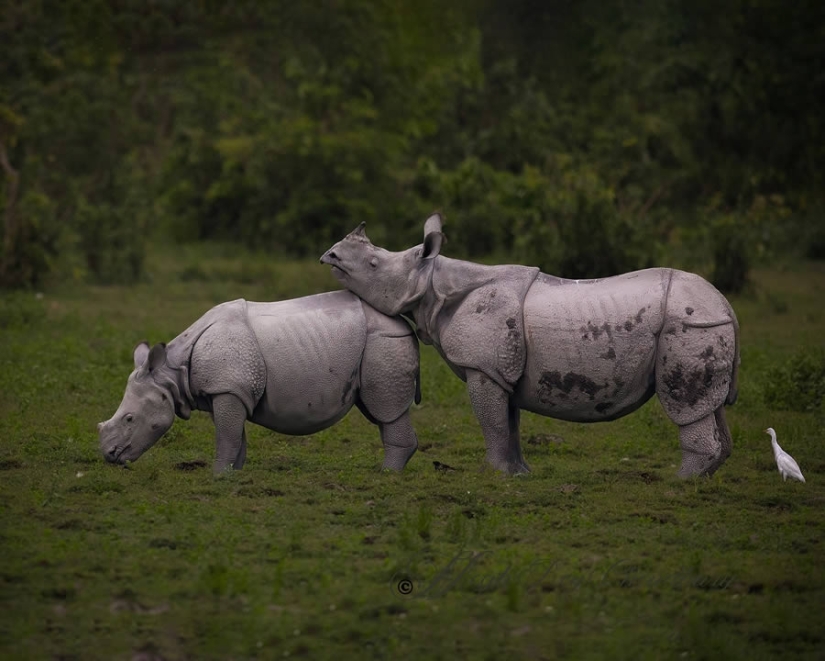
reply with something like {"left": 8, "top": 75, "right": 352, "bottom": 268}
{"left": 320, "top": 214, "right": 740, "bottom": 478}
{"left": 98, "top": 292, "right": 420, "bottom": 473}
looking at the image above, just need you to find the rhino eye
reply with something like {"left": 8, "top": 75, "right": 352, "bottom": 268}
{"left": 369, "top": 257, "right": 378, "bottom": 268}
{"left": 125, "top": 414, "right": 134, "bottom": 423}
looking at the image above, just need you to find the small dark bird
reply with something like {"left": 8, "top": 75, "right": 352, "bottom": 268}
{"left": 433, "top": 460, "right": 458, "bottom": 472}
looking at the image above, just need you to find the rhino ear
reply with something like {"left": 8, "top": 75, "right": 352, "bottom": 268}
{"left": 133, "top": 341, "right": 150, "bottom": 369}
{"left": 422, "top": 212, "right": 444, "bottom": 260}
{"left": 147, "top": 343, "right": 167, "bottom": 373}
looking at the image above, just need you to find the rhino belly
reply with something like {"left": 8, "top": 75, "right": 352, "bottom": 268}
{"left": 246, "top": 292, "right": 367, "bottom": 435}
{"left": 515, "top": 273, "right": 666, "bottom": 421}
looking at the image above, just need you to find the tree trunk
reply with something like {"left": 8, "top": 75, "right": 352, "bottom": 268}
{"left": 0, "top": 139, "right": 21, "bottom": 284}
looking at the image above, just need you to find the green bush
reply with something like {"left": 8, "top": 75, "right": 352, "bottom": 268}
{"left": 710, "top": 215, "right": 751, "bottom": 294}
{"left": 764, "top": 348, "right": 825, "bottom": 412}
{"left": 511, "top": 162, "right": 657, "bottom": 278}
{"left": 0, "top": 190, "right": 62, "bottom": 288}
{"left": 75, "top": 199, "right": 145, "bottom": 284}
{"left": 0, "top": 291, "right": 46, "bottom": 329}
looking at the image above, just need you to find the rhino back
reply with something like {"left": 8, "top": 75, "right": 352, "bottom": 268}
{"left": 517, "top": 268, "right": 670, "bottom": 421}
{"left": 246, "top": 291, "right": 368, "bottom": 434}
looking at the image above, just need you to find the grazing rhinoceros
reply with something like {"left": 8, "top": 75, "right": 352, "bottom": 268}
{"left": 320, "top": 214, "right": 740, "bottom": 478}
{"left": 98, "top": 292, "right": 420, "bottom": 474}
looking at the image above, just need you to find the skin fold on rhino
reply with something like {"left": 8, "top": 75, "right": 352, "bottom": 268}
{"left": 98, "top": 291, "right": 421, "bottom": 474}
{"left": 320, "top": 214, "right": 740, "bottom": 478}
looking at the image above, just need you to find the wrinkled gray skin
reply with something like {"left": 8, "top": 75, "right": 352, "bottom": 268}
{"left": 321, "top": 214, "right": 740, "bottom": 477}
{"left": 98, "top": 292, "right": 420, "bottom": 474}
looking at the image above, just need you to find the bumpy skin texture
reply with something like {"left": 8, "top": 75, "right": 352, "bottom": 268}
{"left": 98, "top": 292, "right": 420, "bottom": 474}
{"left": 321, "top": 214, "right": 740, "bottom": 477}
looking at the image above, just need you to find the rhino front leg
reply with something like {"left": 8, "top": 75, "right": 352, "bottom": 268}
{"left": 211, "top": 393, "right": 248, "bottom": 474}
{"left": 466, "top": 370, "right": 530, "bottom": 475}
{"left": 378, "top": 411, "right": 418, "bottom": 470}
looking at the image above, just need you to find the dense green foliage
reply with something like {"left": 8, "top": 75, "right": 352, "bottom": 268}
{"left": 1, "top": 250, "right": 823, "bottom": 658}
{"left": 2, "top": 0, "right": 823, "bottom": 287}
{"left": 764, "top": 348, "right": 825, "bottom": 413}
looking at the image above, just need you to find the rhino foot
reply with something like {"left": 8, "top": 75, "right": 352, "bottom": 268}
{"left": 676, "top": 453, "right": 720, "bottom": 479}
{"left": 483, "top": 456, "right": 531, "bottom": 476}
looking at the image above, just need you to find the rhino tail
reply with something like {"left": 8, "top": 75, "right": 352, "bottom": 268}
{"left": 725, "top": 302, "right": 740, "bottom": 406}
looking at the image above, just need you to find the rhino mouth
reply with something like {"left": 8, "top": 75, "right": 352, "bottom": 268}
{"left": 320, "top": 251, "right": 346, "bottom": 273}
{"left": 329, "top": 266, "right": 347, "bottom": 281}
{"left": 103, "top": 442, "right": 132, "bottom": 464}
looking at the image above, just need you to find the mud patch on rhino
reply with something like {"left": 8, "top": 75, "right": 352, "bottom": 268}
{"left": 662, "top": 362, "right": 715, "bottom": 406}
{"left": 581, "top": 321, "right": 612, "bottom": 341}
{"left": 685, "top": 307, "right": 694, "bottom": 316}
{"left": 538, "top": 371, "right": 607, "bottom": 403}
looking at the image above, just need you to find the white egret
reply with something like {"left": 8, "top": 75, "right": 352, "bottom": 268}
{"left": 766, "top": 427, "right": 806, "bottom": 482}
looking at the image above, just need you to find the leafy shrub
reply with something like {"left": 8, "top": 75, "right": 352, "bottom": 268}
{"left": 0, "top": 190, "right": 61, "bottom": 288}
{"left": 710, "top": 215, "right": 751, "bottom": 294}
{"left": 764, "top": 348, "right": 825, "bottom": 412}
{"left": 0, "top": 292, "right": 46, "bottom": 329}
{"left": 511, "top": 162, "right": 657, "bottom": 278}
{"left": 75, "top": 199, "right": 145, "bottom": 284}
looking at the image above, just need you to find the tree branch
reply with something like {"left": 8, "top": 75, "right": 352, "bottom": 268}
{"left": 638, "top": 183, "right": 667, "bottom": 218}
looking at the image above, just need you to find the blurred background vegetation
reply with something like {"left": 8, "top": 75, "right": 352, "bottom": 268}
{"left": 1, "top": 0, "right": 823, "bottom": 289}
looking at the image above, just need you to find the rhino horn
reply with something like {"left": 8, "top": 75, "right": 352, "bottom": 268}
{"left": 347, "top": 221, "right": 368, "bottom": 240}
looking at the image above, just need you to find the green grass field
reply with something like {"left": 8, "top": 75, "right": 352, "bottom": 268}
{"left": 1, "top": 246, "right": 823, "bottom": 660}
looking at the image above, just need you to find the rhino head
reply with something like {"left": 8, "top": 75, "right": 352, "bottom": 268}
{"left": 98, "top": 342, "right": 185, "bottom": 464}
{"left": 320, "top": 214, "right": 445, "bottom": 316}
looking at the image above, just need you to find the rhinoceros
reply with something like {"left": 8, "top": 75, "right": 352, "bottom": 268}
{"left": 98, "top": 292, "right": 420, "bottom": 473}
{"left": 320, "top": 214, "right": 740, "bottom": 478}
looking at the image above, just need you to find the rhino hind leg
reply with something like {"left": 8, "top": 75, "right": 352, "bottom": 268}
{"left": 675, "top": 405, "right": 731, "bottom": 478}
{"left": 466, "top": 370, "right": 530, "bottom": 475}
{"left": 358, "top": 330, "right": 420, "bottom": 470}
{"left": 377, "top": 411, "right": 419, "bottom": 470}
{"left": 234, "top": 428, "right": 248, "bottom": 470}
{"left": 211, "top": 393, "right": 248, "bottom": 474}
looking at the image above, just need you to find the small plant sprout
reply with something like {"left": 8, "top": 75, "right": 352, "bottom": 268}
{"left": 766, "top": 427, "right": 806, "bottom": 482}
